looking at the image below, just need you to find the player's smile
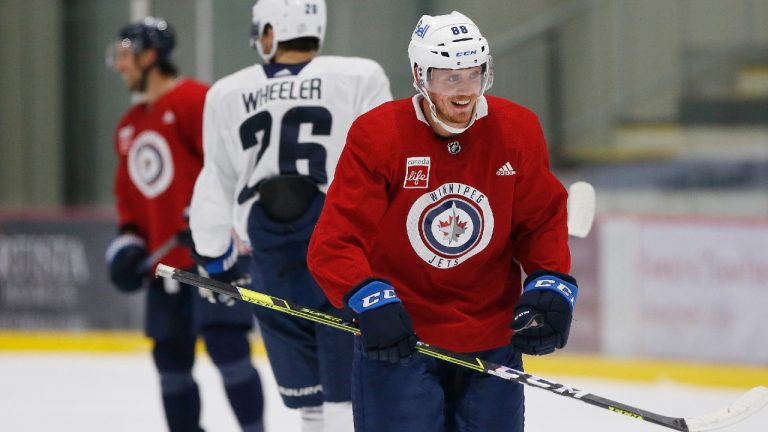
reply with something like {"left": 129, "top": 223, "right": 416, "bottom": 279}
{"left": 452, "top": 99, "right": 471, "bottom": 107}
{"left": 436, "top": 95, "right": 476, "bottom": 126}
{"left": 450, "top": 97, "right": 474, "bottom": 112}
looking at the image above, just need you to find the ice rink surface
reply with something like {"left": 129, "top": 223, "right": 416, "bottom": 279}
{"left": 1, "top": 352, "right": 766, "bottom": 431}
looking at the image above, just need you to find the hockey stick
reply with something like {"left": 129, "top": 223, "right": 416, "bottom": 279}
{"left": 139, "top": 207, "right": 192, "bottom": 272}
{"left": 155, "top": 264, "right": 768, "bottom": 431}
{"left": 567, "top": 181, "right": 595, "bottom": 238}
{"left": 139, "top": 234, "right": 179, "bottom": 273}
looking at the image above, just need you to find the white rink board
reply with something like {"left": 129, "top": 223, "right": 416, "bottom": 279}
{"left": 1, "top": 353, "right": 766, "bottom": 431}
{"left": 600, "top": 215, "right": 768, "bottom": 364}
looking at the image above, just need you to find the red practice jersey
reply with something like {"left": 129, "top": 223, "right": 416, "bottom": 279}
{"left": 113, "top": 79, "right": 208, "bottom": 270}
{"left": 308, "top": 95, "right": 571, "bottom": 353}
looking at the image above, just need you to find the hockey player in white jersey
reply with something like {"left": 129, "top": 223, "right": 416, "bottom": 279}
{"left": 189, "top": 1, "right": 392, "bottom": 431}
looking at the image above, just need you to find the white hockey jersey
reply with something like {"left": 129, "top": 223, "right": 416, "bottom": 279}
{"left": 190, "top": 56, "right": 392, "bottom": 257}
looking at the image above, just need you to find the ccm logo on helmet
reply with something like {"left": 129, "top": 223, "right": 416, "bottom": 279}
{"left": 362, "top": 289, "right": 397, "bottom": 308}
{"left": 456, "top": 50, "right": 477, "bottom": 57}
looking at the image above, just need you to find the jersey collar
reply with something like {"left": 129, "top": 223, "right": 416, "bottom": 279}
{"left": 263, "top": 61, "right": 311, "bottom": 79}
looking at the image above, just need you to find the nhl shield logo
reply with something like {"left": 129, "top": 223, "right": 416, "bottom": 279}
{"left": 403, "top": 157, "right": 430, "bottom": 189}
{"left": 447, "top": 140, "right": 461, "bottom": 154}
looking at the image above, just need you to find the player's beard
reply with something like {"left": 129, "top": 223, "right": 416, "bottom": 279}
{"left": 433, "top": 94, "right": 478, "bottom": 128}
{"left": 122, "top": 65, "right": 150, "bottom": 93}
{"left": 121, "top": 70, "right": 142, "bottom": 92}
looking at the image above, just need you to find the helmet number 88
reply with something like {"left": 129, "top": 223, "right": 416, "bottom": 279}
{"left": 451, "top": 26, "right": 469, "bottom": 35}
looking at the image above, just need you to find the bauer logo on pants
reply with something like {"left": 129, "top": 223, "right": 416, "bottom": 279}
{"left": 406, "top": 182, "right": 494, "bottom": 269}
{"left": 403, "top": 157, "right": 431, "bottom": 189}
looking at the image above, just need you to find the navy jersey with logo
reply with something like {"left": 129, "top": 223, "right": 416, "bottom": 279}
{"left": 308, "top": 94, "right": 570, "bottom": 353}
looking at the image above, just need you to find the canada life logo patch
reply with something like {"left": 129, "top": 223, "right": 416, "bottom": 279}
{"left": 403, "top": 157, "right": 430, "bottom": 189}
{"left": 406, "top": 182, "right": 494, "bottom": 269}
{"left": 117, "top": 125, "right": 135, "bottom": 155}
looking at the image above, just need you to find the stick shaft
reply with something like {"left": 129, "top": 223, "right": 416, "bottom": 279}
{"left": 156, "top": 264, "right": 698, "bottom": 431}
{"left": 140, "top": 235, "right": 179, "bottom": 272}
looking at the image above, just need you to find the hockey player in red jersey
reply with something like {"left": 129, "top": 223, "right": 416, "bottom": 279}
{"left": 105, "top": 17, "right": 264, "bottom": 432}
{"left": 308, "top": 11, "right": 578, "bottom": 431}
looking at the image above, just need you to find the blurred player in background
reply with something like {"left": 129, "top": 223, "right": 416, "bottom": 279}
{"left": 308, "top": 11, "right": 577, "bottom": 431}
{"left": 105, "top": 17, "right": 265, "bottom": 432}
{"left": 188, "top": 0, "right": 391, "bottom": 431}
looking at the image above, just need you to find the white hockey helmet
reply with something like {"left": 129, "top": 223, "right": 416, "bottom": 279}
{"left": 250, "top": 0, "right": 327, "bottom": 62}
{"left": 408, "top": 11, "right": 493, "bottom": 134}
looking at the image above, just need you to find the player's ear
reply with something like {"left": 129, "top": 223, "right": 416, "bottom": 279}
{"left": 261, "top": 24, "right": 274, "bottom": 53}
{"left": 262, "top": 23, "right": 273, "bottom": 38}
{"left": 139, "top": 48, "right": 158, "bottom": 68}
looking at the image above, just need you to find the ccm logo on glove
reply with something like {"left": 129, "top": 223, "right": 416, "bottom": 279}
{"left": 531, "top": 278, "right": 577, "bottom": 308}
{"left": 347, "top": 280, "right": 402, "bottom": 313}
{"left": 361, "top": 289, "right": 397, "bottom": 308}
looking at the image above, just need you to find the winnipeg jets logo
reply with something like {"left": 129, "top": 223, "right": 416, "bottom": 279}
{"left": 407, "top": 183, "right": 494, "bottom": 269}
{"left": 437, "top": 203, "right": 468, "bottom": 243}
{"left": 127, "top": 130, "right": 174, "bottom": 198}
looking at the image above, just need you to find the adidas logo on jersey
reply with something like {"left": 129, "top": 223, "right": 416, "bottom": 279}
{"left": 496, "top": 162, "right": 516, "bottom": 176}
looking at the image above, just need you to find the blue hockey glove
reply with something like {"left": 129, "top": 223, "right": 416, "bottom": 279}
{"left": 345, "top": 279, "right": 418, "bottom": 363}
{"left": 105, "top": 233, "right": 148, "bottom": 293}
{"left": 192, "top": 241, "right": 244, "bottom": 306}
{"left": 511, "top": 270, "right": 578, "bottom": 356}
